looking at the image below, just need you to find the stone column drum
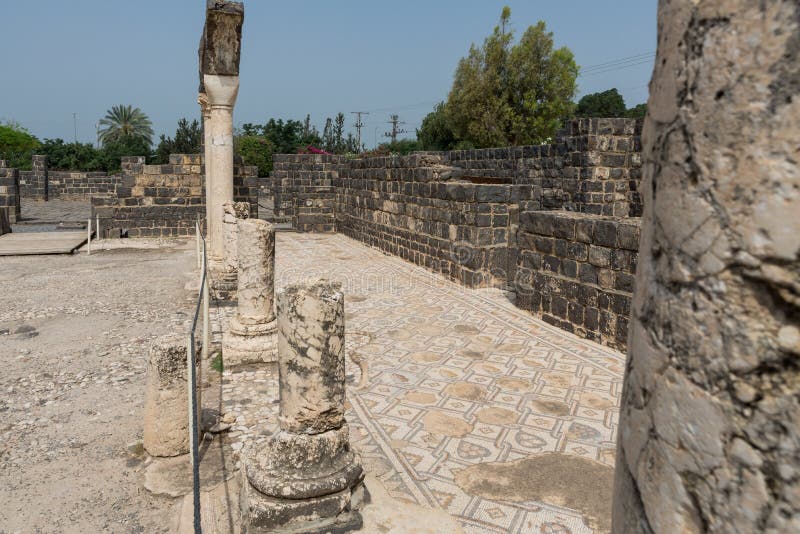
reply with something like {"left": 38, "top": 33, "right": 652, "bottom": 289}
{"left": 613, "top": 1, "right": 800, "bottom": 533}
{"left": 222, "top": 218, "right": 278, "bottom": 365}
{"left": 242, "top": 281, "right": 365, "bottom": 533}
{"left": 143, "top": 334, "right": 192, "bottom": 457}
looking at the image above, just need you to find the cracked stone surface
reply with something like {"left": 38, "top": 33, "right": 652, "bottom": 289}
{"left": 613, "top": 2, "right": 800, "bottom": 533}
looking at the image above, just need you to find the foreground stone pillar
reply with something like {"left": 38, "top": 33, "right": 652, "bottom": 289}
{"left": 198, "top": 1, "right": 243, "bottom": 272}
{"left": 222, "top": 218, "right": 277, "bottom": 365}
{"left": 613, "top": 2, "right": 800, "bottom": 533}
{"left": 143, "top": 335, "right": 191, "bottom": 457}
{"left": 242, "top": 281, "right": 365, "bottom": 533}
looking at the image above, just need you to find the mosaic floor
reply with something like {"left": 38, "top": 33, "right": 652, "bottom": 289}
{"left": 210, "top": 233, "right": 625, "bottom": 534}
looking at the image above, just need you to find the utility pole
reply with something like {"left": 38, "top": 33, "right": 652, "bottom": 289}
{"left": 73, "top": 113, "right": 78, "bottom": 143}
{"left": 350, "top": 111, "right": 369, "bottom": 152}
{"left": 384, "top": 114, "right": 407, "bottom": 144}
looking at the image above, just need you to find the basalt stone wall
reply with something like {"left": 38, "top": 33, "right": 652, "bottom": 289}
{"left": 515, "top": 211, "right": 640, "bottom": 350}
{"left": 17, "top": 155, "right": 120, "bottom": 200}
{"left": 47, "top": 171, "right": 120, "bottom": 200}
{"left": 270, "top": 154, "right": 341, "bottom": 231}
{"left": 266, "top": 118, "right": 643, "bottom": 347}
{"left": 18, "top": 155, "right": 49, "bottom": 200}
{"left": 0, "top": 160, "right": 21, "bottom": 224}
{"left": 334, "top": 153, "right": 525, "bottom": 288}
{"left": 91, "top": 154, "right": 258, "bottom": 238}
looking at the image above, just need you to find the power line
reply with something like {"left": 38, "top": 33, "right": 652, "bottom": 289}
{"left": 350, "top": 111, "right": 369, "bottom": 151}
{"left": 580, "top": 52, "right": 655, "bottom": 72}
{"left": 579, "top": 58, "right": 655, "bottom": 78}
{"left": 384, "top": 114, "right": 407, "bottom": 144}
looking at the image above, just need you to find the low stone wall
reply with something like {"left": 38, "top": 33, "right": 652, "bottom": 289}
{"left": 18, "top": 155, "right": 121, "bottom": 201}
{"left": 515, "top": 211, "right": 639, "bottom": 349}
{"left": 92, "top": 154, "right": 258, "bottom": 238}
{"left": 0, "top": 160, "right": 21, "bottom": 224}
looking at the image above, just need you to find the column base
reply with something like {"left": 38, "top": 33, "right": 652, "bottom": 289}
{"left": 222, "top": 317, "right": 277, "bottom": 366}
{"left": 210, "top": 270, "right": 238, "bottom": 301}
{"left": 241, "top": 425, "right": 365, "bottom": 533}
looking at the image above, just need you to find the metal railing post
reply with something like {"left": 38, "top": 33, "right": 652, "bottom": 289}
{"left": 87, "top": 218, "right": 91, "bottom": 255}
{"left": 187, "top": 332, "right": 201, "bottom": 533}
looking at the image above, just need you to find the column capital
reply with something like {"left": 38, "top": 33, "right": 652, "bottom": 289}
{"left": 197, "top": 92, "right": 211, "bottom": 118}
{"left": 203, "top": 74, "right": 239, "bottom": 108}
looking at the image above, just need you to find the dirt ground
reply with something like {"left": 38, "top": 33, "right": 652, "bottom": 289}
{"left": 0, "top": 239, "right": 197, "bottom": 533}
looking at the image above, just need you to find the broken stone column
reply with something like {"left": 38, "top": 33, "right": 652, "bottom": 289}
{"left": 198, "top": 0, "right": 243, "bottom": 274}
{"left": 242, "top": 281, "right": 365, "bottom": 533}
{"left": 222, "top": 218, "right": 277, "bottom": 365}
{"left": 613, "top": 2, "right": 800, "bottom": 533}
{"left": 143, "top": 334, "right": 192, "bottom": 457}
{"left": 210, "top": 200, "right": 248, "bottom": 299}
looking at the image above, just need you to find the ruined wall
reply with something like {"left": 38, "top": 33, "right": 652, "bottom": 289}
{"left": 516, "top": 211, "right": 639, "bottom": 350}
{"left": 92, "top": 154, "right": 257, "bottom": 238}
{"left": 613, "top": 1, "right": 800, "bottom": 532}
{"left": 334, "top": 153, "right": 523, "bottom": 288}
{"left": 265, "top": 119, "right": 644, "bottom": 348}
{"left": 18, "top": 155, "right": 120, "bottom": 200}
{"left": 18, "top": 155, "right": 49, "bottom": 200}
{"left": 0, "top": 160, "right": 21, "bottom": 224}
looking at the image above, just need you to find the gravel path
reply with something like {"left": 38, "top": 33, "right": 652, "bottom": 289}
{"left": 0, "top": 239, "right": 197, "bottom": 533}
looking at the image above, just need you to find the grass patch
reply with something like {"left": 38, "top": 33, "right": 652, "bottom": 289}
{"left": 211, "top": 350, "right": 224, "bottom": 373}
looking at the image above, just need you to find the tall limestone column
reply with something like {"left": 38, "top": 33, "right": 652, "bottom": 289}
{"left": 613, "top": 2, "right": 800, "bottom": 533}
{"left": 198, "top": 0, "right": 243, "bottom": 274}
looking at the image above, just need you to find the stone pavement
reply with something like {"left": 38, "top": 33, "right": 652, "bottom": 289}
{"left": 210, "top": 233, "right": 624, "bottom": 533}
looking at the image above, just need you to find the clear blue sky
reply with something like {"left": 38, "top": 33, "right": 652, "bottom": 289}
{"left": 0, "top": 1, "right": 656, "bottom": 147}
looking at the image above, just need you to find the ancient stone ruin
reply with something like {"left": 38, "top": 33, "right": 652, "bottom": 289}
{"left": 222, "top": 217, "right": 278, "bottom": 365}
{"left": 613, "top": 1, "right": 800, "bottom": 532}
{"left": 241, "top": 281, "right": 365, "bottom": 532}
{"left": 143, "top": 334, "right": 192, "bottom": 457}
{"left": 198, "top": 0, "right": 243, "bottom": 281}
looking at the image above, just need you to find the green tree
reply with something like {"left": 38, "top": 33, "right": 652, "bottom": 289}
{"left": 237, "top": 136, "right": 275, "bottom": 176}
{"left": 445, "top": 9, "right": 577, "bottom": 147}
{"left": 0, "top": 122, "right": 40, "bottom": 169}
{"left": 155, "top": 118, "right": 202, "bottom": 164}
{"left": 417, "top": 102, "right": 457, "bottom": 150}
{"left": 624, "top": 103, "right": 648, "bottom": 118}
{"left": 98, "top": 105, "right": 154, "bottom": 147}
{"left": 99, "top": 136, "right": 151, "bottom": 172}
{"left": 575, "top": 88, "right": 627, "bottom": 117}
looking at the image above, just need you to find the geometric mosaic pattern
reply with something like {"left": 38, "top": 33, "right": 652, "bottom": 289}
{"left": 218, "top": 233, "right": 625, "bottom": 533}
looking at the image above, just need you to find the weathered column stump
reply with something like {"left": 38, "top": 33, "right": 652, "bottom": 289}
{"left": 222, "top": 218, "right": 277, "bottom": 365}
{"left": 241, "top": 281, "right": 365, "bottom": 533}
{"left": 212, "top": 200, "right": 248, "bottom": 300}
{"left": 143, "top": 334, "right": 193, "bottom": 457}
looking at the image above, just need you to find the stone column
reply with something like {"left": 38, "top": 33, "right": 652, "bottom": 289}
{"left": 222, "top": 218, "right": 277, "bottom": 365}
{"left": 198, "top": 91, "right": 212, "bottom": 236}
{"left": 242, "top": 281, "right": 365, "bottom": 533}
{"left": 143, "top": 334, "right": 191, "bottom": 457}
{"left": 203, "top": 74, "right": 239, "bottom": 271}
{"left": 198, "top": 0, "right": 243, "bottom": 274}
{"left": 613, "top": 2, "right": 800, "bottom": 533}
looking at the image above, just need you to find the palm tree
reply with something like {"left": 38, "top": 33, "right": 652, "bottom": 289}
{"left": 98, "top": 105, "right": 154, "bottom": 146}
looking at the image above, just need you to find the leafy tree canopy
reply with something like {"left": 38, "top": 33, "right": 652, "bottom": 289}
{"left": 236, "top": 136, "right": 275, "bottom": 177}
{"left": 575, "top": 88, "right": 626, "bottom": 118}
{"left": 574, "top": 88, "right": 648, "bottom": 119}
{"left": 417, "top": 102, "right": 457, "bottom": 151}
{"left": 155, "top": 118, "right": 202, "bottom": 164}
{"left": 445, "top": 9, "right": 578, "bottom": 147}
{"left": 98, "top": 105, "right": 154, "bottom": 147}
{"left": 0, "top": 121, "right": 40, "bottom": 169}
